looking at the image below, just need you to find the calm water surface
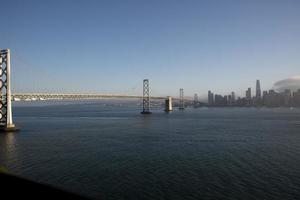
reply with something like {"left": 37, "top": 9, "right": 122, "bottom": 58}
{"left": 1, "top": 100, "right": 300, "bottom": 200}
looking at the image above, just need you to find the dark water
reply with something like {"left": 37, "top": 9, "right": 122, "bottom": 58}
{"left": 1, "top": 100, "right": 300, "bottom": 200}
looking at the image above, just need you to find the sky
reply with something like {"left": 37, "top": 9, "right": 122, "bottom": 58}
{"left": 1, "top": 0, "right": 300, "bottom": 98}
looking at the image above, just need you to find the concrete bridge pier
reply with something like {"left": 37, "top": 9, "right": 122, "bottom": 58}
{"left": 165, "top": 96, "right": 173, "bottom": 112}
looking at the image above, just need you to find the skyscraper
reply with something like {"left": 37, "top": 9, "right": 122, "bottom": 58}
{"left": 256, "top": 80, "right": 261, "bottom": 98}
{"left": 208, "top": 90, "right": 214, "bottom": 105}
{"left": 231, "top": 91, "right": 235, "bottom": 103}
{"left": 246, "top": 88, "right": 251, "bottom": 100}
{"left": 246, "top": 87, "right": 252, "bottom": 105}
{"left": 263, "top": 90, "right": 268, "bottom": 105}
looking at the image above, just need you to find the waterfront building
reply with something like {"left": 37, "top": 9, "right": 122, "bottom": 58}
{"left": 283, "top": 89, "right": 292, "bottom": 106}
{"left": 228, "top": 95, "right": 232, "bottom": 105}
{"left": 208, "top": 90, "right": 214, "bottom": 105}
{"left": 264, "top": 90, "right": 285, "bottom": 107}
{"left": 262, "top": 90, "right": 268, "bottom": 105}
{"left": 231, "top": 92, "right": 235, "bottom": 103}
{"left": 246, "top": 88, "right": 251, "bottom": 105}
{"left": 246, "top": 88, "right": 251, "bottom": 100}
{"left": 292, "top": 89, "right": 300, "bottom": 106}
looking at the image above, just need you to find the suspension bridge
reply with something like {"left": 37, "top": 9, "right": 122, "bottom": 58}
{"left": 0, "top": 49, "right": 197, "bottom": 132}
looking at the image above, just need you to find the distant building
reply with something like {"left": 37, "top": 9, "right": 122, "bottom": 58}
{"left": 269, "top": 89, "right": 275, "bottom": 95}
{"left": 264, "top": 90, "right": 285, "bottom": 107}
{"left": 262, "top": 90, "right": 268, "bottom": 105}
{"left": 283, "top": 89, "right": 292, "bottom": 106}
{"left": 228, "top": 95, "right": 232, "bottom": 105}
{"left": 213, "top": 94, "right": 229, "bottom": 106}
{"left": 231, "top": 91, "right": 235, "bottom": 103}
{"left": 292, "top": 89, "right": 300, "bottom": 106}
{"left": 246, "top": 88, "right": 251, "bottom": 100}
{"left": 214, "top": 94, "right": 223, "bottom": 105}
{"left": 208, "top": 90, "right": 214, "bottom": 105}
{"left": 224, "top": 95, "right": 228, "bottom": 105}
{"left": 236, "top": 97, "right": 247, "bottom": 106}
{"left": 256, "top": 80, "right": 261, "bottom": 98}
{"left": 245, "top": 88, "right": 251, "bottom": 105}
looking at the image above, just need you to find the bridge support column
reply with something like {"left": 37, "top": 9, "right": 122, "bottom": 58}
{"left": 0, "top": 49, "right": 18, "bottom": 132}
{"left": 141, "top": 79, "right": 152, "bottom": 114}
{"left": 165, "top": 96, "right": 173, "bottom": 112}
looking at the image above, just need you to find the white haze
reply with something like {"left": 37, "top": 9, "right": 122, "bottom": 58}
{"left": 273, "top": 76, "right": 300, "bottom": 92}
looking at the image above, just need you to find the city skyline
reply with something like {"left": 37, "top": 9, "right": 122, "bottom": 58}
{"left": 207, "top": 78, "right": 300, "bottom": 107}
{"left": 1, "top": 0, "right": 300, "bottom": 96}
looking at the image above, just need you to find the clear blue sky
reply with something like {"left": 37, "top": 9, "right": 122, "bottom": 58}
{"left": 1, "top": 0, "right": 300, "bottom": 98}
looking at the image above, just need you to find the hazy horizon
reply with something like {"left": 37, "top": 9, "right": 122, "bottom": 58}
{"left": 1, "top": 0, "right": 300, "bottom": 97}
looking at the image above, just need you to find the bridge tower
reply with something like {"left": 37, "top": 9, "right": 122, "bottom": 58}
{"left": 194, "top": 93, "right": 198, "bottom": 108}
{"left": 179, "top": 88, "right": 184, "bottom": 110}
{"left": 141, "top": 79, "right": 152, "bottom": 114}
{"left": 0, "top": 49, "right": 17, "bottom": 131}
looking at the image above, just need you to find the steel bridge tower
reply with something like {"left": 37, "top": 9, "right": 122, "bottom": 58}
{"left": 194, "top": 93, "right": 198, "bottom": 108}
{"left": 179, "top": 88, "right": 184, "bottom": 110}
{"left": 0, "top": 49, "right": 17, "bottom": 131}
{"left": 141, "top": 79, "right": 151, "bottom": 114}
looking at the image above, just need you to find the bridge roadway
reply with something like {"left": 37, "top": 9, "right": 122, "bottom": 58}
{"left": 11, "top": 93, "right": 171, "bottom": 101}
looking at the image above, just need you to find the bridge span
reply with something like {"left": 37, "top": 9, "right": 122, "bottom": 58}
{"left": 12, "top": 93, "right": 168, "bottom": 101}
{"left": 0, "top": 48, "right": 194, "bottom": 132}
